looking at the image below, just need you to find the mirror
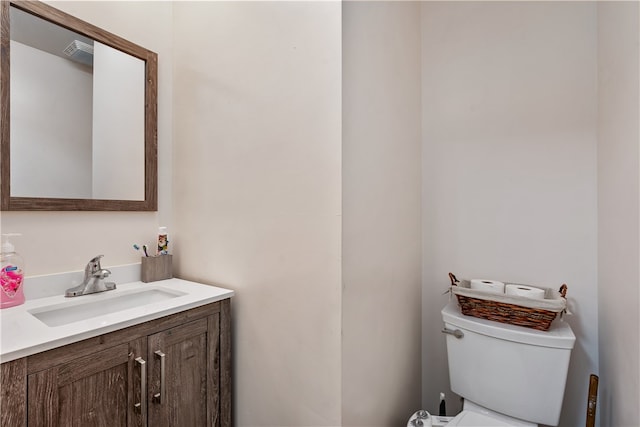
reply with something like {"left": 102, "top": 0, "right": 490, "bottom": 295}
{"left": 1, "top": 0, "right": 157, "bottom": 211}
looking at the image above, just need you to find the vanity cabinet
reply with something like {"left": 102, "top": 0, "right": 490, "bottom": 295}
{"left": 0, "top": 299, "right": 231, "bottom": 427}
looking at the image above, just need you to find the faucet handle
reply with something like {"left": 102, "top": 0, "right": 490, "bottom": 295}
{"left": 88, "top": 255, "right": 104, "bottom": 272}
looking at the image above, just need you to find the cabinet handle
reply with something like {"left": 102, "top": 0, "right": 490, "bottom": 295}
{"left": 153, "top": 350, "right": 165, "bottom": 404}
{"left": 134, "top": 357, "right": 146, "bottom": 413}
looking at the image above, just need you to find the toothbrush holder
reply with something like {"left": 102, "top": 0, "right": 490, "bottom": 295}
{"left": 141, "top": 255, "right": 173, "bottom": 283}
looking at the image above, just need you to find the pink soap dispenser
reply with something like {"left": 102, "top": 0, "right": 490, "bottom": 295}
{"left": 1, "top": 233, "right": 25, "bottom": 309}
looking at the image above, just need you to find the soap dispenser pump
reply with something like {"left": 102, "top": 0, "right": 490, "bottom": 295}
{"left": 1, "top": 233, "right": 25, "bottom": 308}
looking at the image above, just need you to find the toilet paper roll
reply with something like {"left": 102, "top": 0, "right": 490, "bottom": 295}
{"left": 505, "top": 284, "right": 546, "bottom": 299}
{"left": 470, "top": 279, "right": 505, "bottom": 294}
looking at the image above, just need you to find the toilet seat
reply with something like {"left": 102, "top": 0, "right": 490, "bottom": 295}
{"left": 446, "top": 410, "right": 513, "bottom": 426}
{"left": 446, "top": 407, "right": 537, "bottom": 427}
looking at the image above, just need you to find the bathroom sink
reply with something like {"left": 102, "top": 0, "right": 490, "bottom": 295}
{"left": 28, "top": 288, "right": 186, "bottom": 327}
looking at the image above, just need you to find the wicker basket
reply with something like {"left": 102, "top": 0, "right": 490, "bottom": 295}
{"left": 449, "top": 272, "right": 568, "bottom": 331}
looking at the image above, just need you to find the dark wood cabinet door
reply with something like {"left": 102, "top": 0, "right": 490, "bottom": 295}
{"left": 147, "top": 315, "right": 221, "bottom": 427}
{"left": 27, "top": 339, "right": 146, "bottom": 427}
{"left": 0, "top": 358, "right": 26, "bottom": 427}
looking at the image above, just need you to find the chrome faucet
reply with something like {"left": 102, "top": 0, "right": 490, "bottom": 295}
{"left": 65, "top": 255, "right": 116, "bottom": 297}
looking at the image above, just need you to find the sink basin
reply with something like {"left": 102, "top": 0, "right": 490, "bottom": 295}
{"left": 28, "top": 288, "right": 186, "bottom": 327}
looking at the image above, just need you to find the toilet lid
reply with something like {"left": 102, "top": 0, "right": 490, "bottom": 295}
{"left": 446, "top": 411, "right": 513, "bottom": 427}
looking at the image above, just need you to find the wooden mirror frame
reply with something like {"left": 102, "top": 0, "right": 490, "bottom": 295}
{"left": 0, "top": 0, "right": 157, "bottom": 211}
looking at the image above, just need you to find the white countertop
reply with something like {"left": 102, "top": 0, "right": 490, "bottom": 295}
{"left": 0, "top": 278, "right": 234, "bottom": 363}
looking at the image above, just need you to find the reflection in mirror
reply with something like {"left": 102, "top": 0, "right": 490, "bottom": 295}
{"left": 10, "top": 7, "right": 145, "bottom": 200}
{"left": 1, "top": 0, "right": 157, "bottom": 210}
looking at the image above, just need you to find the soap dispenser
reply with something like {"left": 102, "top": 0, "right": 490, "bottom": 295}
{"left": 1, "top": 233, "right": 25, "bottom": 309}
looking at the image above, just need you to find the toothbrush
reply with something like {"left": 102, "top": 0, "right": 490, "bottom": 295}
{"left": 134, "top": 243, "right": 150, "bottom": 257}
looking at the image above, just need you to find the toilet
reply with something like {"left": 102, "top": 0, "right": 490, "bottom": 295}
{"left": 439, "top": 299, "right": 575, "bottom": 426}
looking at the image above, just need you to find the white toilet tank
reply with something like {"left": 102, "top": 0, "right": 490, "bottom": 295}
{"left": 442, "top": 301, "right": 575, "bottom": 426}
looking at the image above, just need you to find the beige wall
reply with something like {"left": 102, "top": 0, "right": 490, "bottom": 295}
{"left": 1, "top": 1, "right": 173, "bottom": 275}
{"left": 342, "top": 2, "right": 422, "bottom": 426}
{"left": 597, "top": 2, "right": 640, "bottom": 425}
{"left": 172, "top": 2, "right": 342, "bottom": 426}
{"left": 420, "top": 2, "right": 599, "bottom": 423}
